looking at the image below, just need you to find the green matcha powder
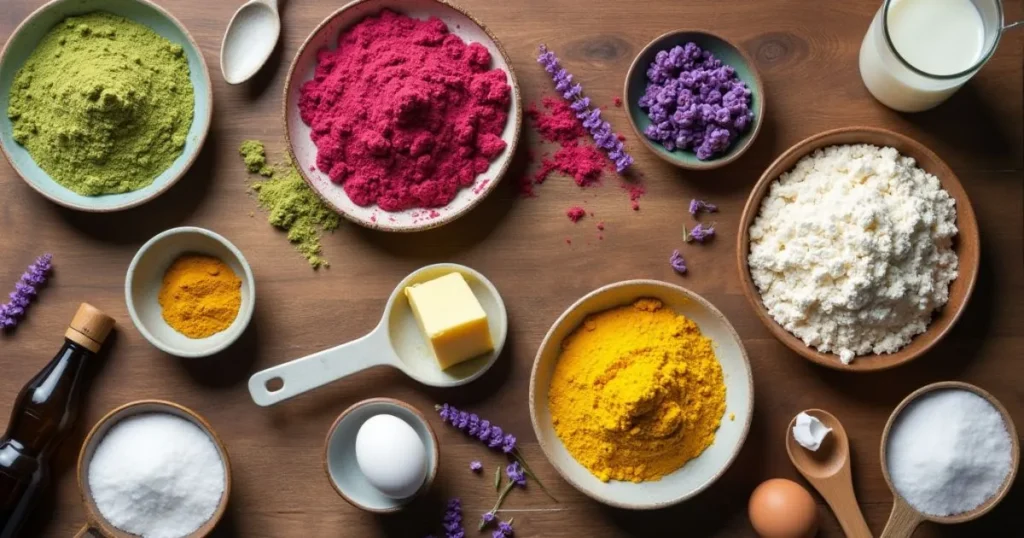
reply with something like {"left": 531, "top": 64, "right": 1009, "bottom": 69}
{"left": 8, "top": 13, "right": 194, "bottom": 196}
{"left": 240, "top": 141, "right": 340, "bottom": 269}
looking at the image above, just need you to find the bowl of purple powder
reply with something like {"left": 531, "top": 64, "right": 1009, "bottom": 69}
{"left": 625, "top": 31, "right": 764, "bottom": 170}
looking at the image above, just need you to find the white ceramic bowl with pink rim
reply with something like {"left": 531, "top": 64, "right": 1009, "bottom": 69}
{"left": 283, "top": 0, "right": 521, "bottom": 232}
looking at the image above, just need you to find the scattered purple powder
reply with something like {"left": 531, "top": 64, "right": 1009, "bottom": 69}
{"left": 688, "top": 198, "right": 718, "bottom": 216}
{"left": 669, "top": 249, "right": 687, "bottom": 274}
{"left": 639, "top": 42, "right": 753, "bottom": 160}
{"left": 688, "top": 222, "right": 716, "bottom": 243}
{"left": 538, "top": 45, "right": 633, "bottom": 172}
{"left": 470, "top": 461, "right": 483, "bottom": 472}
{"left": 0, "top": 254, "right": 53, "bottom": 330}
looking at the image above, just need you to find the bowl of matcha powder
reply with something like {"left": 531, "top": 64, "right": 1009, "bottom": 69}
{"left": 0, "top": 0, "right": 212, "bottom": 211}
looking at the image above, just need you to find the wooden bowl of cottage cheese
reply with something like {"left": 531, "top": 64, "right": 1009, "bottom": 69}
{"left": 737, "top": 127, "right": 979, "bottom": 372}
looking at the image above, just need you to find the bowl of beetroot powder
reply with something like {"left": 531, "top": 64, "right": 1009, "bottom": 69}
{"left": 284, "top": 1, "right": 521, "bottom": 232}
{"left": 624, "top": 30, "right": 764, "bottom": 170}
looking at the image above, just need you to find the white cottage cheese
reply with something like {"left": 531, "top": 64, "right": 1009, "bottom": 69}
{"left": 748, "top": 144, "right": 958, "bottom": 363}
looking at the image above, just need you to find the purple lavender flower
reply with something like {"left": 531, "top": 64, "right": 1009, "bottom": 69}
{"left": 492, "top": 519, "right": 515, "bottom": 538}
{"left": 639, "top": 42, "right": 753, "bottom": 160}
{"left": 480, "top": 512, "right": 496, "bottom": 528}
{"left": 505, "top": 462, "right": 526, "bottom": 487}
{"left": 443, "top": 498, "right": 464, "bottom": 538}
{"left": 669, "top": 250, "right": 687, "bottom": 274}
{"left": 688, "top": 199, "right": 718, "bottom": 216}
{"left": 687, "top": 223, "right": 716, "bottom": 243}
{"left": 436, "top": 405, "right": 516, "bottom": 454}
{"left": 470, "top": 461, "right": 483, "bottom": 472}
{"left": 538, "top": 45, "right": 633, "bottom": 173}
{"left": 0, "top": 254, "right": 52, "bottom": 330}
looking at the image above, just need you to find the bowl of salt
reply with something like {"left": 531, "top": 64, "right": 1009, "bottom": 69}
{"left": 76, "top": 400, "right": 231, "bottom": 538}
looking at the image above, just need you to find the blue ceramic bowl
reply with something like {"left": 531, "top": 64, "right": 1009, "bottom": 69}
{"left": 624, "top": 30, "right": 764, "bottom": 170}
{"left": 0, "top": 0, "right": 212, "bottom": 212}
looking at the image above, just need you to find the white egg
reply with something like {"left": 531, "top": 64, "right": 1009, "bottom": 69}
{"left": 354, "top": 414, "right": 428, "bottom": 499}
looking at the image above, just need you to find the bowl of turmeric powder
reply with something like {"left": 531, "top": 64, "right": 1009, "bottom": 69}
{"left": 126, "top": 227, "right": 256, "bottom": 358}
{"left": 529, "top": 280, "right": 753, "bottom": 509}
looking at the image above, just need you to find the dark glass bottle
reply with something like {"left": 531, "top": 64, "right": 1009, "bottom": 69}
{"left": 0, "top": 303, "right": 114, "bottom": 538}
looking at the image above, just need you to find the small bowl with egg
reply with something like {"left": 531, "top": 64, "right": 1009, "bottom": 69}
{"left": 737, "top": 126, "right": 980, "bottom": 372}
{"left": 528, "top": 280, "right": 753, "bottom": 509}
{"left": 623, "top": 30, "right": 765, "bottom": 170}
{"left": 324, "top": 398, "right": 439, "bottom": 513}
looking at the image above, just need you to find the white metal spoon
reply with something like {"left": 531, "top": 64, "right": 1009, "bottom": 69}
{"left": 220, "top": 0, "right": 281, "bottom": 85}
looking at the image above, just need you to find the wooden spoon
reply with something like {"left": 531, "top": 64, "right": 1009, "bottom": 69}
{"left": 878, "top": 381, "right": 1020, "bottom": 538}
{"left": 786, "top": 409, "right": 872, "bottom": 538}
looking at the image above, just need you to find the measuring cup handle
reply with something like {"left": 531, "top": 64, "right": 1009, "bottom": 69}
{"left": 248, "top": 327, "right": 395, "bottom": 406}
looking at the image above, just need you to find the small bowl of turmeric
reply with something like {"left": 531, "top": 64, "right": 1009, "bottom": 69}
{"left": 528, "top": 280, "right": 753, "bottom": 509}
{"left": 126, "top": 226, "right": 256, "bottom": 358}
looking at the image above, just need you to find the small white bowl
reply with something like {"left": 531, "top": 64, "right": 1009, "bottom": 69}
{"left": 324, "top": 398, "right": 439, "bottom": 513}
{"left": 529, "top": 280, "right": 754, "bottom": 509}
{"left": 126, "top": 227, "right": 255, "bottom": 358}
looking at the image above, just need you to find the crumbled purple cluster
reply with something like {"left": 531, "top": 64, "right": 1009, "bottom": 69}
{"left": 639, "top": 42, "right": 753, "bottom": 160}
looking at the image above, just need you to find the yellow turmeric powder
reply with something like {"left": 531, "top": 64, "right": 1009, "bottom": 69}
{"left": 158, "top": 254, "right": 242, "bottom": 339}
{"left": 548, "top": 298, "right": 726, "bottom": 483}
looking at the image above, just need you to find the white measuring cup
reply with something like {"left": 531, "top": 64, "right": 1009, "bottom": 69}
{"left": 248, "top": 263, "right": 507, "bottom": 406}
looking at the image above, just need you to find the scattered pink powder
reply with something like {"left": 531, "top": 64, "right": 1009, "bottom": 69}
{"left": 527, "top": 97, "right": 585, "bottom": 145}
{"left": 597, "top": 221, "right": 605, "bottom": 231}
{"left": 534, "top": 145, "right": 608, "bottom": 187}
{"left": 472, "top": 178, "right": 491, "bottom": 195}
{"left": 617, "top": 133, "right": 626, "bottom": 142}
{"left": 298, "top": 10, "right": 510, "bottom": 212}
{"left": 613, "top": 96, "right": 623, "bottom": 107}
{"left": 566, "top": 206, "right": 586, "bottom": 222}
{"left": 565, "top": 237, "right": 572, "bottom": 244}
{"left": 623, "top": 183, "right": 645, "bottom": 210}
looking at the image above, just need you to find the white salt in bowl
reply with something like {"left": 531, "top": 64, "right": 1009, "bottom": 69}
{"left": 125, "top": 227, "right": 256, "bottom": 358}
{"left": 283, "top": 0, "right": 521, "bottom": 232}
{"left": 529, "top": 280, "right": 754, "bottom": 509}
{"left": 76, "top": 400, "right": 231, "bottom": 538}
{"left": 879, "top": 381, "right": 1019, "bottom": 532}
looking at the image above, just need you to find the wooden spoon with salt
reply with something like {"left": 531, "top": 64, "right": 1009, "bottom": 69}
{"left": 786, "top": 409, "right": 872, "bottom": 538}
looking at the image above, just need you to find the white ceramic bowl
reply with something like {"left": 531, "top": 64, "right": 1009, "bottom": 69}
{"left": 125, "top": 227, "right": 255, "bottom": 358}
{"left": 529, "top": 280, "right": 754, "bottom": 509}
{"left": 324, "top": 398, "right": 439, "bottom": 513}
{"left": 283, "top": 0, "right": 521, "bottom": 232}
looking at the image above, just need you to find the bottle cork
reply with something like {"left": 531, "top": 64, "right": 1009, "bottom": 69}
{"left": 65, "top": 303, "right": 115, "bottom": 353}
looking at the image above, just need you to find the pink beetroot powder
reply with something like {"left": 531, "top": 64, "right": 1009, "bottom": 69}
{"left": 298, "top": 10, "right": 510, "bottom": 211}
{"left": 527, "top": 97, "right": 584, "bottom": 145}
{"left": 534, "top": 145, "right": 608, "bottom": 187}
{"left": 566, "top": 206, "right": 586, "bottom": 222}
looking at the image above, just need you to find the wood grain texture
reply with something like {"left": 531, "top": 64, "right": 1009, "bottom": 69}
{"left": 1, "top": 0, "right": 1022, "bottom": 536}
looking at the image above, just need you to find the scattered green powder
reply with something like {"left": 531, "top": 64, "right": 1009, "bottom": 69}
{"left": 239, "top": 140, "right": 339, "bottom": 268}
{"left": 7, "top": 12, "right": 194, "bottom": 196}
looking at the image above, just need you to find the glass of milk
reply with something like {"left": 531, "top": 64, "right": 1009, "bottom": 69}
{"left": 859, "top": 0, "right": 1007, "bottom": 112}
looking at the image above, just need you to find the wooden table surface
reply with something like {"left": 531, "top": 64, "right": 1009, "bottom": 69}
{"left": 2, "top": 0, "right": 1022, "bottom": 536}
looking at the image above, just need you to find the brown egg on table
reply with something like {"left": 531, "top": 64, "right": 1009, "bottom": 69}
{"left": 748, "top": 478, "right": 818, "bottom": 538}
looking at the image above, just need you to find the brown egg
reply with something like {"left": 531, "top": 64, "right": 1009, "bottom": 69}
{"left": 748, "top": 478, "right": 819, "bottom": 538}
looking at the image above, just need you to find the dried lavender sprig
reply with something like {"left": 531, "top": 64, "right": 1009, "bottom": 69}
{"left": 492, "top": 519, "right": 515, "bottom": 538}
{"left": 436, "top": 404, "right": 557, "bottom": 502}
{"left": 670, "top": 249, "right": 687, "bottom": 274}
{"left": 538, "top": 45, "right": 633, "bottom": 173}
{"left": 689, "top": 199, "right": 718, "bottom": 216}
{"left": 0, "top": 254, "right": 52, "bottom": 330}
{"left": 687, "top": 222, "right": 716, "bottom": 243}
{"left": 442, "top": 498, "right": 464, "bottom": 538}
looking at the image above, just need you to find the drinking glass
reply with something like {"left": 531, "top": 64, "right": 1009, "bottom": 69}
{"left": 859, "top": 0, "right": 1019, "bottom": 112}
